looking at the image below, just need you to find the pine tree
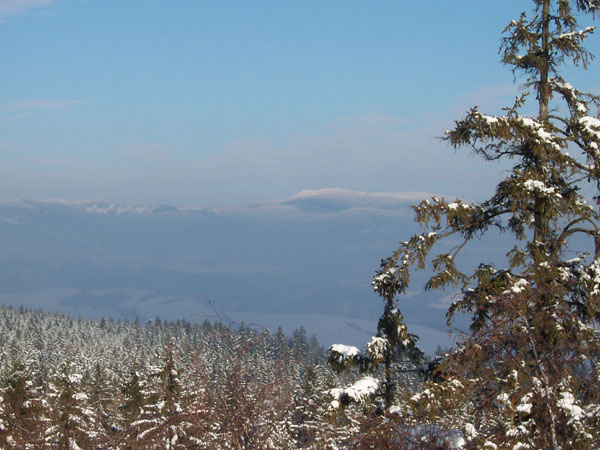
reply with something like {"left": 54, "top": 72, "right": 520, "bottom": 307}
{"left": 327, "top": 260, "right": 425, "bottom": 413}
{"left": 374, "top": 1, "right": 600, "bottom": 448}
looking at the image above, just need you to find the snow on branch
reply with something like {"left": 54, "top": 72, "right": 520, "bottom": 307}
{"left": 517, "top": 116, "right": 562, "bottom": 151}
{"left": 501, "top": 277, "right": 531, "bottom": 296}
{"left": 328, "top": 376, "right": 380, "bottom": 409}
{"left": 558, "top": 254, "right": 600, "bottom": 297}
{"left": 551, "top": 79, "right": 589, "bottom": 114}
{"left": 329, "top": 344, "right": 361, "bottom": 362}
{"left": 328, "top": 344, "right": 370, "bottom": 372}
{"left": 558, "top": 391, "right": 585, "bottom": 424}
{"left": 366, "top": 336, "right": 389, "bottom": 362}
{"left": 579, "top": 116, "right": 600, "bottom": 154}
{"left": 521, "top": 179, "right": 563, "bottom": 200}
{"left": 555, "top": 26, "right": 596, "bottom": 42}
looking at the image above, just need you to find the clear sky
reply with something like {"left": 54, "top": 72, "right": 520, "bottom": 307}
{"left": 1, "top": 0, "right": 599, "bottom": 206}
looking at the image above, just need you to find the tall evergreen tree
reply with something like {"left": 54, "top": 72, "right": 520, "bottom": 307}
{"left": 373, "top": 0, "right": 600, "bottom": 448}
{"left": 327, "top": 242, "right": 425, "bottom": 411}
{"left": 327, "top": 303, "right": 424, "bottom": 413}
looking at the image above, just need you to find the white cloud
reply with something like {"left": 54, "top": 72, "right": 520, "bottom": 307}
{"left": 0, "top": 0, "right": 53, "bottom": 20}
{"left": 3, "top": 98, "right": 82, "bottom": 112}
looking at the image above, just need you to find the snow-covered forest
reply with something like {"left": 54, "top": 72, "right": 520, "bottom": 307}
{"left": 4, "top": 0, "right": 600, "bottom": 448}
{"left": 0, "top": 305, "right": 425, "bottom": 448}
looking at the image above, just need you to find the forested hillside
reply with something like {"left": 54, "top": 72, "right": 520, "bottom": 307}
{"left": 0, "top": 305, "right": 426, "bottom": 448}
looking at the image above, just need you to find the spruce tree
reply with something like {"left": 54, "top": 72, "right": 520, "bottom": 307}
{"left": 373, "top": 0, "right": 600, "bottom": 448}
{"left": 327, "top": 300, "right": 424, "bottom": 413}
{"left": 327, "top": 240, "right": 425, "bottom": 412}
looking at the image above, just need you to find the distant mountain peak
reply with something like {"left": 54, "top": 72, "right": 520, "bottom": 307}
{"left": 280, "top": 188, "right": 442, "bottom": 214}
{"left": 289, "top": 188, "right": 439, "bottom": 203}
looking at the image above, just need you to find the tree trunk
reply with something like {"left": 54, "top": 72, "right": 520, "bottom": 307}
{"left": 533, "top": 0, "right": 552, "bottom": 263}
{"left": 539, "top": 0, "right": 551, "bottom": 123}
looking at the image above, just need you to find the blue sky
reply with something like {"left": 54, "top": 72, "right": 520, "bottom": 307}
{"left": 1, "top": 0, "right": 599, "bottom": 206}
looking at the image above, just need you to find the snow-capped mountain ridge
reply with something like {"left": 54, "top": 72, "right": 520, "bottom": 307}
{"left": 289, "top": 188, "right": 440, "bottom": 203}
{"left": 282, "top": 188, "right": 441, "bottom": 214}
{"left": 0, "top": 188, "right": 442, "bottom": 218}
{"left": 0, "top": 198, "right": 192, "bottom": 216}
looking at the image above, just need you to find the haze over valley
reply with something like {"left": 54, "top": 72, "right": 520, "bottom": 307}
{"left": 0, "top": 188, "right": 497, "bottom": 354}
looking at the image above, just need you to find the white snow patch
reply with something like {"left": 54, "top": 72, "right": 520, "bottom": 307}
{"left": 329, "top": 376, "right": 380, "bottom": 405}
{"left": 522, "top": 179, "right": 562, "bottom": 199}
{"left": 558, "top": 391, "right": 584, "bottom": 422}
{"left": 518, "top": 117, "right": 562, "bottom": 151}
{"left": 330, "top": 344, "right": 361, "bottom": 359}
{"left": 72, "top": 392, "right": 89, "bottom": 402}
{"left": 68, "top": 373, "right": 83, "bottom": 385}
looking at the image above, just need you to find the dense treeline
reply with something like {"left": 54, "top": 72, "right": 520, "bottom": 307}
{"left": 0, "top": 305, "right": 426, "bottom": 449}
